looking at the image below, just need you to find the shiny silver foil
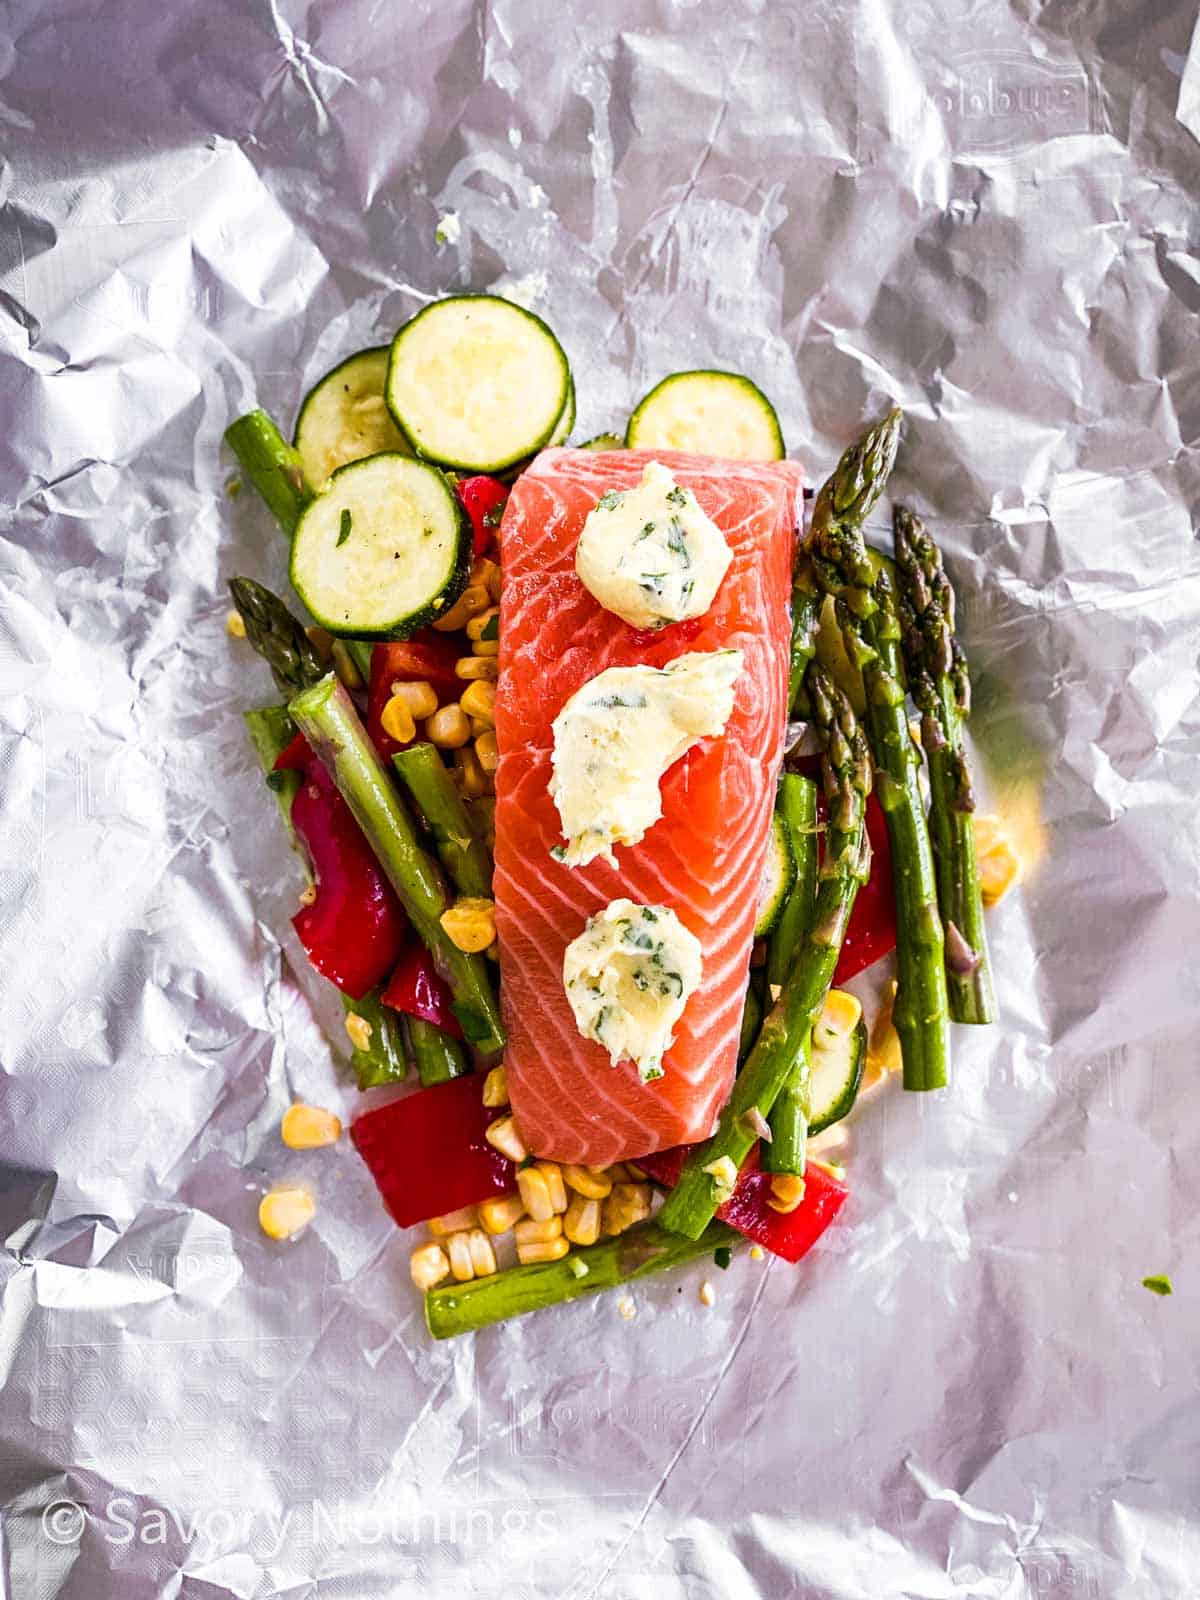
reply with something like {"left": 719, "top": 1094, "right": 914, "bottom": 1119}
{"left": 2, "top": 1, "right": 1199, "bottom": 1595}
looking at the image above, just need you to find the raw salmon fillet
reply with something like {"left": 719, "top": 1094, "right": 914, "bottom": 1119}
{"left": 494, "top": 447, "right": 804, "bottom": 1165}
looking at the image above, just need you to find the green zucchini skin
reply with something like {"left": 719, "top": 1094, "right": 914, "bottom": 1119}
{"left": 386, "top": 294, "right": 571, "bottom": 474}
{"left": 808, "top": 1017, "right": 867, "bottom": 1136}
{"left": 289, "top": 453, "right": 470, "bottom": 639}
{"left": 626, "top": 369, "right": 785, "bottom": 460}
{"left": 754, "top": 811, "right": 795, "bottom": 938}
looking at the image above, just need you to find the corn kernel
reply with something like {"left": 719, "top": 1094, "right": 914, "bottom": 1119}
{"left": 473, "top": 557, "right": 502, "bottom": 603}
{"left": 699, "top": 1280, "right": 717, "bottom": 1307}
{"left": 455, "top": 745, "right": 491, "bottom": 799}
{"left": 475, "top": 731, "right": 499, "bottom": 774}
{"left": 471, "top": 637, "right": 500, "bottom": 658}
{"left": 432, "top": 583, "right": 490, "bottom": 632}
{"left": 258, "top": 1184, "right": 316, "bottom": 1240}
{"left": 564, "top": 1164, "right": 612, "bottom": 1199}
{"left": 446, "top": 1231, "right": 476, "bottom": 1282}
{"left": 616, "top": 1295, "right": 637, "bottom": 1320}
{"left": 517, "top": 1165, "right": 555, "bottom": 1222}
{"left": 425, "top": 704, "right": 472, "bottom": 749}
{"left": 767, "top": 1174, "right": 806, "bottom": 1214}
{"left": 702, "top": 1155, "right": 739, "bottom": 1205}
{"left": 478, "top": 1193, "right": 525, "bottom": 1235}
{"left": 516, "top": 1235, "right": 570, "bottom": 1265}
{"left": 467, "top": 1227, "right": 497, "bottom": 1277}
{"left": 330, "top": 640, "right": 363, "bottom": 690}
{"left": 389, "top": 678, "right": 439, "bottom": 720}
{"left": 536, "top": 1160, "right": 567, "bottom": 1213}
{"left": 466, "top": 606, "right": 500, "bottom": 642}
{"left": 428, "top": 1205, "right": 479, "bottom": 1237}
{"left": 459, "top": 679, "right": 496, "bottom": 724}
{"left": 867, "top": 984, "right": 903, "bottom": 1078}
{"left": 514, "top": 1214, "right": 563, "bottom": 1245}
{"left": 563, "top": 1194, "right": 601, "bottom": 1246}
{"left": 440, "top": 897, "right": 496, "bottom": 952}
{"left": 344, "top": 1012, "right": 373, "bottom": 1052}
{"left": 225, "top": 610, "right": 247, "bottom": 639}
{"left": 602, "top": 1182, "right": 652, "bottom": 1236}
{"left": 380, "top": 694, "right": 417, "bottom": 745}
{"left": 813, "top": 989, "right": 862, "bottom": 1048}
{"left": 605, "top": 1163, "right": 631, "bottom": 1184}
{"left": 298, "top": 882, "right": 317, "bottom": 906}
{"left": 482, "top": 1064, "right": 509, "bottom": 1108}
{"left": 484, "top": 1115, "right": 527, "bottom": 1163}
{"left": 974, "top": 814, "right": 1022, "bottom": 905}
{"left": 410, "top": 1242, "right": 451, "bottom": 1290}
{"left": 455, "top": 655, "right": 499, "bottom": 681}
{"left": 281, "top": 1103, "right": 342, "bottom": 1150}
{"left": 749, "top": 1244, "right": 766, "bottom": 1262}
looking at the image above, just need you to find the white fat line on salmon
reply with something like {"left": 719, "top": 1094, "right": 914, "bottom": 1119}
{"left": 548, "top": 650, "right": 743, "bottom": 868}
{"left": 562, "top": 900, "right": 703, "bottom": 1082}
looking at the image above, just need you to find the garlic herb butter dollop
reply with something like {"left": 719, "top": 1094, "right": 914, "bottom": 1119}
{"left": 563, "top": 900, "right": 703, "bottom": 1082}
{"left": 549, "top": 649, "right": 742, "bottom": 867}
{"left": 575, "top": 461, "right": 733, "bottom": 629}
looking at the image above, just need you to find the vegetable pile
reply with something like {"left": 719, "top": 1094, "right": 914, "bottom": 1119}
{"left": 227, "top": 293, "right": 1019, "bottom": 1339}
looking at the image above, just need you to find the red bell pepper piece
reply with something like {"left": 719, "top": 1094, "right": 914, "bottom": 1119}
{"left": 274, "top": 735, "right": 407, "bottom": 998}
{"left": 833, "top": 791, "right": 897, "bottom": 983}
{"left": 634, "top": 1144, "right": 848, "bottom": 1264}
{"left": 454, "top": 475, "right": 508, "bottom": 556}
{"left": 367, "top": 637, "right": 464, "bottom": 760}
{"left": 381, "top": 944, "right": 463, "bottom": 1038}
{"left": 351, "top": 1074, "right": 514, "bottom": 1226}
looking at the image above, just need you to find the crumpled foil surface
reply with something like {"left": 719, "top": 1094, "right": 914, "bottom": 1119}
{"left": 2, "top": 1, "right": 1199, "bottom": 1595}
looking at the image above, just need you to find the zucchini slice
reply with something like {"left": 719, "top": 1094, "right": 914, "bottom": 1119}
{"left": 547, "top": 374, "right": 576, "bottom": 447}
{"left": 290, "top": 454, "right": 469, "bottom": 638}
{"left": 753, "top": 811, "right": 795, "bottom": 938}
{"left": 579, "top": 431, "right": 624, "bottom": 451}
{"left": 809, "top": 1017, "right": 867, "bottom": 1136}
{"left": 386, "top": 295, "right": 571, "bottom": 473}
{"left": 294, "top": 348, "right": 412, "bottom": 487}
{"left": 626, "top": 370, "right": 785, "bottom": 460}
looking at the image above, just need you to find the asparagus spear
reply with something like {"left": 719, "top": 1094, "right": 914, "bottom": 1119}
{"left": 288, "top": 674, "right": 505, "bottom": 1054}
{"left": 391, "top": 743, "right": 486, "bottom": 1083}
{"left": 807, "top": 412, "right": 950, "bottom": 1092}
{"left": 425, "top": 1219, "right": 736, "bottom": 1338}
{"left": 657, "top": 664, "right": 871, "bottom": 1241}
{"left": 787, "top": 560, "right": 821, "bottom": 715}
{"left": 225, "top": 415, "right": 372, "bottom": 682}
{"left": 225, "top": 409, "right": 312, "bottom": 537}
{"left": 762, "top": 773, "right": 819, "bottom": 1175}
{"left": 893, "top": 506, "right": 996, "bottom": 1024}
{"left": 243, "top": 706, "right": 406, "bottom": 1089}
{"left": 230, "top": 577, "right": 325, "bottom": 696}
{"left": 393, "top": 743, "right": 493, "bottom": 899}
{"left": 405, "top": 1016, "right": 468, "bottom": 1085}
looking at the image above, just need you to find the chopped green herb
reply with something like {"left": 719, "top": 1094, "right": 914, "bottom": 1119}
{"left": 666, "top": 485, "right": 688, "bottom": 507}
{"left": 638, "top": 521, "right": 657, "bottom": 540}
{"left": 1142, "top": 1274, "right": 1174, "bottom": 1296}
{"left": 597, "top": 490, "right": 623, "bottom": 511}
{"left": 336, "top": 508, "right": 353, "bottom": 547}
{"left": 713, "top": 1245, "right": 732, "bottom": 1270}
{"left": 483, "top": 500, "right": 507, "bottom": 528}
{"left": 665, "top": 517, "right": 690, "bottom": 561}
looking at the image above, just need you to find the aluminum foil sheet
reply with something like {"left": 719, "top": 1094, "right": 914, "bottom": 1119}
{"left": 2, "top": 1, "right": 1199, "bottom": 1595}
